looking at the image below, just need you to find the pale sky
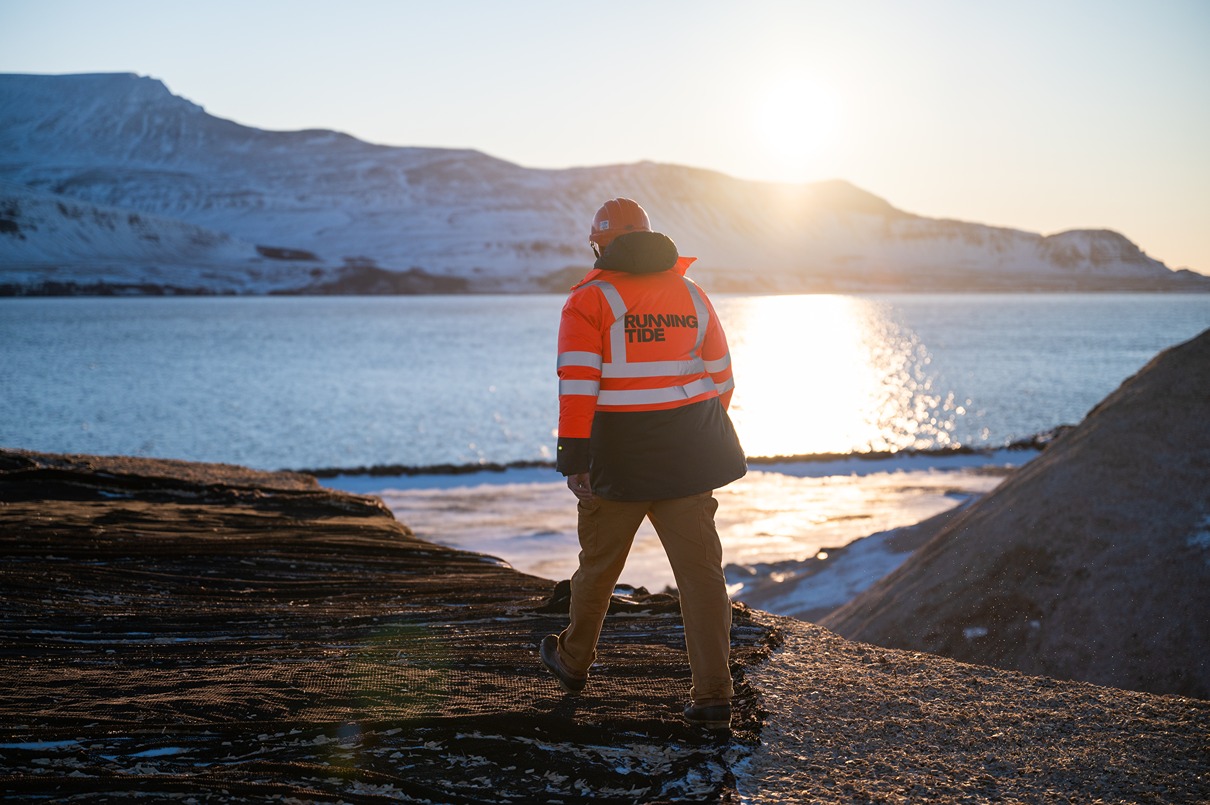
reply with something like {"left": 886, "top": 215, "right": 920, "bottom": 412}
{"left": 3, "top": 0, "right": 1208, "bottom": 274}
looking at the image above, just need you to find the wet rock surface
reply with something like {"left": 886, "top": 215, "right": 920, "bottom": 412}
{"left": 0, "top": 449, "right": 776, "bottom": 802}
{"left": 2, "top": 448, "right": 1207, "bottom": 803}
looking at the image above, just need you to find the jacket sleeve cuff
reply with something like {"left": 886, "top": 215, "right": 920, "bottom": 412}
{"left": 556, "top": 437, "right": 591, "bottom": 476}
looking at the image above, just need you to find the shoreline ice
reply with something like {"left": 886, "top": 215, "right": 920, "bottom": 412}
{"left": 324, "top": 448, "right": 1035, "bottom": 615}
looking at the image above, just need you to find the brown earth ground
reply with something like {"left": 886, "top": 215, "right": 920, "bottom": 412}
{"left": 1, "top": 449, "right": 1207, "bottom": 803}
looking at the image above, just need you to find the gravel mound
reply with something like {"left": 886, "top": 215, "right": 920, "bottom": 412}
{"left": 824, "top": 329, "right": 1210, "bottom": 699}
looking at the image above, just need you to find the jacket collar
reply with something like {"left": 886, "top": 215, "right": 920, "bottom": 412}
{"left": 571, "top": 231, "right": 696, "bottom": 290}
{"left": 571, "top": 255, "right": 697, "bottom": 291}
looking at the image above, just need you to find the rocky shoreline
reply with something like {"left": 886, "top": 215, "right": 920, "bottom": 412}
{"left": 1, "top": 448, "right": 1207, "bottom": 802}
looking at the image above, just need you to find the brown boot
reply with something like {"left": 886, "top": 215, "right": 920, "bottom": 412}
{"left": 539, "top": 634, "right": 586, "bottom": 694}
{"left": 683, "top": 701, "right": 731, "bottom": 729}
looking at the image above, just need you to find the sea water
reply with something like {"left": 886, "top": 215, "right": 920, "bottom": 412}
{"left": 3, "top": 293, "right": 1207, "bottom": 589}
{"left": 4, "top": 293, "right": 1206, "bottom": 470}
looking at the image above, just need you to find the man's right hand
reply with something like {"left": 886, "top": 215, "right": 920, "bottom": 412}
{"left": 566, "top": 472, "right": 593, "bottom": 501}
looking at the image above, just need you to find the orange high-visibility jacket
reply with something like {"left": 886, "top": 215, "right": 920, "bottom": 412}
{"left": 556, "top": 232, "right": 746, "bottom": 500}
{"left": 557, "top": 257, "right": 735, "bottom": 437}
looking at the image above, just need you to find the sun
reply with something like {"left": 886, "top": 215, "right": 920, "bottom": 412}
{"left": 753, "top": 76, "right": 840, "bottom": 181}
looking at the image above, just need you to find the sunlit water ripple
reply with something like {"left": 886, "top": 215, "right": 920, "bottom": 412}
{"left": 3, "top": 293, "right": 1205, "bottom": 470}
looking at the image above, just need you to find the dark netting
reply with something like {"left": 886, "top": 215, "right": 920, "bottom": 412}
{"left": 0, "top": 450, "right": 781, "bottom": 802}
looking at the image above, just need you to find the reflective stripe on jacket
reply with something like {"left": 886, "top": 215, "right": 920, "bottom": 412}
{"left": 557, "top": 259, "right": 736, "bottom": 441}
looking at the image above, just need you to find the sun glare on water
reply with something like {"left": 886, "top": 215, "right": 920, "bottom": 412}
{"left": 717, "top": 295, "right": 954, "bottom": 459}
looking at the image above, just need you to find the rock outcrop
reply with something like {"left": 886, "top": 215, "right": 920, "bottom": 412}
{"left": 2, "top": 448, "right": 1206, "bottom": 802}
{"left": 823, "top": 329, "right": 1210, "bottom": 699}
{"left": 0, "top": 448, "right": 775, "bottom": 802}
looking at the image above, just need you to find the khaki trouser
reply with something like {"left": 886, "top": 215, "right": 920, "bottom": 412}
{"left": 556, "top": 491, "right": 734, "bottom": 704}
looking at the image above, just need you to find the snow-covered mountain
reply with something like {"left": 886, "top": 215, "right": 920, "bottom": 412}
{"left": 1, "top": 72, "right": 1205, "bottom": 294}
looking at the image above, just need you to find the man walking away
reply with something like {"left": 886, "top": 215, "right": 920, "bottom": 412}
{"left": 540, "top": 198, "right": 747, "bottom": 729}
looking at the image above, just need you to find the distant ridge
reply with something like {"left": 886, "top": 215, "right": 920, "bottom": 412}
{"left": 2, "top": 72, "right": 1206, "bottom": 295}
{"left": 822, "top": 328, "right": 1210, "bottom": 699}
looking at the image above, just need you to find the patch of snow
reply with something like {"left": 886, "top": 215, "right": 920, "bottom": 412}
{"left": 731, "top": 527, "right": 917, "bottom": 618}
{"left": 0, "top": 740, "right": 80, "bottom": 750}
{"left": 130, "top": 746, "right": 189, "bottom": 758}
{"left": 1188, "top": 514, "right": 1210, "bottom": 562}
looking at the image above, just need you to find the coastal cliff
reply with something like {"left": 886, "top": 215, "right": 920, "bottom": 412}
{"left": 1, "top": 449, "right": 1206, "bottom": 802}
